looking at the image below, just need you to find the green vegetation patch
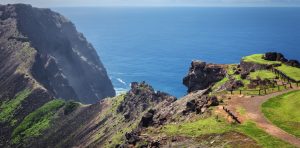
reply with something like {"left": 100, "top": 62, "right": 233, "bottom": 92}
{"left": 212, "top": 77, "right": 229, "bottom": 90}
{"left": 237, "top": 122, "right": 294, "bottom": 148}
{"left": 226, "top": 64, "right": 238, "bottom": 75}
{"left": 237, "top": 106, "right": 246, "bottom": 115}
{"left": 249, "top": 70, "right": 277, "bottom": 80}
{"left": 160, "top": 116, "right": 293, "bottom": 147}
{"left": 276, "top": 64, "right": 300, "bottom": 81}
{"left": 242, "top": 54, "right": 281, "bottom": 65}
{"left": 162, "top": 117, "right": 232, "bottom": 137}
{"left": 262, "top": 90, "right": 300, "bottom": 138}
{"left": 0, "top": 89, "right": 31, "bottom": 124}
{"left": 63, "top": 101, "right": 80, "bottom": 115}
{"left": 12, "top": 99, "right": 65, "bottom": 144}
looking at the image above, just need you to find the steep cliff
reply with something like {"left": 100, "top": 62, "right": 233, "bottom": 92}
{"left": 183, "top": 61, "right": 226, "bottom": 92}
{"left": 0, "top": 4, "right": 115, "bottom": 147}
{"left": 0, "top": 4, "right": 115, "bottom": 104}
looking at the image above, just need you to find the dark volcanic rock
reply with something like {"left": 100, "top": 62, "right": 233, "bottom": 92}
{"left": 240, "top": 71, "right": 249, "bottom": 79}
{"left": 139, "top": 109, "right": 155, "bottom": 127}
{"left": 117, "top": 82, "right": 176, "bottom": 122}
{"left": 286, "top": 60, "right": 300, "bottom": 68}
{"left": 183, "top": 61, "right": 226, "bottom": 93}
{"left": 183, "top": 95, "right": 219, "bottom": 115}
{"left": 263, "top": 52, "right": 287, "bottom": 62}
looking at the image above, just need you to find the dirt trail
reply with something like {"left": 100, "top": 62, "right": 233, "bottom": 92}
{"left": 226, "top": 88, "right": 300, "bottom": 147}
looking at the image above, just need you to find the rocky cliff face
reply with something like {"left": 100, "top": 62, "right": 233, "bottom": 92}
{"left": 183, "top": 61, "right": 226, "bottom": 92}
{"left": 0, "top": 4, "right": 115, "bottom": 104}
{"left": 0, "top": 4, "right": 115, "bottom": 147}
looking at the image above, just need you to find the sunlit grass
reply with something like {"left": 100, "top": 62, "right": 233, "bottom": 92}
{"left": 262, "top": 90, "right": 300, "bottom": 138}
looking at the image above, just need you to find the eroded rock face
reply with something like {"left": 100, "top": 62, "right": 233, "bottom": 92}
{"left": 0, "top": 4, "right": 115, "bottom": 103}
{"left": 240, "top": 60, "right": 271, "bottom": 73}
{"left": 183, "top": 95, "right": 219, "bottom": 115}
{"left": 183, "top": 61, "right": 226, "bottom": 93}
{"left": 117, "top": 82, "right": 176, "bottom": 122}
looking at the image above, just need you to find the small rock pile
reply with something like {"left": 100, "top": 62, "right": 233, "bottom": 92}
{"left": 183, "top": 95, "right": 219, "bottom": 115}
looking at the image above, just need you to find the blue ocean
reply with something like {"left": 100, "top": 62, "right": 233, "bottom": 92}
{"left": 54, "top": 7, "right": 300, "bottom": 97}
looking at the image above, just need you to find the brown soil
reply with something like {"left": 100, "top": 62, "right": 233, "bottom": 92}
{"left": 225, "top": 88, "right": 300, "bottom": 147}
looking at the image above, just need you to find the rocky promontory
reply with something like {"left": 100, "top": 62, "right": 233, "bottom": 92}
{"left": 183, "top": 61, "right": 226, "bottom": 92}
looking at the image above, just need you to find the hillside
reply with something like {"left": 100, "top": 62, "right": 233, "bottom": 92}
{"left": 1, "top": 4, "right": 300, "bottom": 148}
{"left": 0, "top": 4, "right": 115, "bottom": 147}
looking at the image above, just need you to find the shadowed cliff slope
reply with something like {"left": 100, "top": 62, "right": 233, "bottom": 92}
{"left": 0, "top": 4, "right": 115, "bottom": 104}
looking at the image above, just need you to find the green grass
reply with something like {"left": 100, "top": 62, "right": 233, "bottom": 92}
{"left": 249, "top": 70, "right": 277, "bottom": 80}
{"left": 212, "top": 77, "right": 229, "bottom": 90}
{"left": 237, "top": 122, "right": 294, "bottom": 148}
{"left": 161, "top": 116, "right": 293, "bottom": 147}
{"left": 276, "top": 64, "right": 300, "bottom": 81}
{"left": 0, "top": 89, "right": 31, "bottom": 124}
{"left": 162, "top": 116, "right": 232, "bottom": 137}
{"left": 63, "top": 101, "right": 80, "bottom": 115}
{"left": 242, "top": 54, "right": 281, "bottom": 65}
{"left": 262, "top": 90, "right": 300, "bottom": 138}
{"left": 12, "top": 99, "right": 65, "bottom": 144}
{"left": 237, "top": 106, "right": 246, "bottom": 115}
{"left": 227, "top": 64, "right": 238, "bottom": 75}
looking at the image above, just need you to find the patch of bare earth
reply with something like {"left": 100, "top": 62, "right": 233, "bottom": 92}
{"left": 224, "top": 88, "right": 300, "bottom": 147}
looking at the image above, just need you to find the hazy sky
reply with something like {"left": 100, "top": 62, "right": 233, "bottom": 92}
{"left": 1, "top": 0, "right": 300, "bottom": 7}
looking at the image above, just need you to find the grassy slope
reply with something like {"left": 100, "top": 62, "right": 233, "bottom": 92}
{"left": 162, "top": 116, "right": 232, "bottom": 137}
{"left": 242, "top": 54, "right": 281, "bottom": 65}
{"left": 237, "top": 122, "right": 294, "bottom": 148}
{"left": 0, "top": 89, "right": 31, "bottom": 125}
{"left": 276, "top": 65, "right": 300, "bottom": 81}
{"left": 12, "top": 99, "right": 65, "bottom": 144}
{"left": 161, "top": 116, "right": 292, "bottom": 147}
{"left": 262, "top": 90, "right": 300, "bottom": 138}
{"left": 249, "top": 70, "right": 277, "bottom": 80}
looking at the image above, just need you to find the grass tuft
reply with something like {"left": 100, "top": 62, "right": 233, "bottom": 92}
{"left": 0, "top": 89, "right": 31, "bottom": 124}
{"left": 12, "top": 99, "right": 65, "bottom": 144}
{"left": 242, "top": 54, "right": 281, "bottom": 65}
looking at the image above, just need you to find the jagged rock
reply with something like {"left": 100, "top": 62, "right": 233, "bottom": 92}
{"left": 183, "top": 95, "right": 219, "bottom": 115}
{"left": 240, "top": 71, "right": 249, "bottom": 79}
{"left": 286, "top": 60, "right": 300, "bottom": 68}
{"left": 117, "top": 82, "right": 176, "bottom": 122}
{"left": 183, "top": 61, "right": 226, "bottom": 92}
{"left": 240, "top": 60, "right": 270, "bottom": 73}
{"left": 263, "top": 52, "right": 287, "bottom": 62}
{"left": 125, "top": 132, "right": 140, "bottom": 145}
{"left": 225, "top": 79, "right": 244, "bottom": 91}
{"left": 149, "top": 140, "right": 160, "bottom": 147}
{"left": 248, "top": 78, "right": 274, "bottom": 89}
{"left": 140, "top": 109, "right": 155, "bottom": 127}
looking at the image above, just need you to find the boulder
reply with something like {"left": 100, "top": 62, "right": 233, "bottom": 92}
{"left": 139, "top": 109, "right": 155, "bottom": 127}
{"left": 125, "top": 132, "right": 140, "bottom": 145}
{"left": 240, "top": 72, "right": 249, "bottom": 79}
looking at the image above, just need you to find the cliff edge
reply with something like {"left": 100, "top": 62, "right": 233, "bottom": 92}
{"left": 0, "top": 4, "right": 115, "bottom": 104}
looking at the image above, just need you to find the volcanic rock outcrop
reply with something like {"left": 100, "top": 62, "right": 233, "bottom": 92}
{"left": 183, "top": 61, "right": 226, "bottom": 92}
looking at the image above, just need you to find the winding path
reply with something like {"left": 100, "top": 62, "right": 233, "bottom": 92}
{"left": 227, "top": 88, "right": 300, "bottom": 147}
